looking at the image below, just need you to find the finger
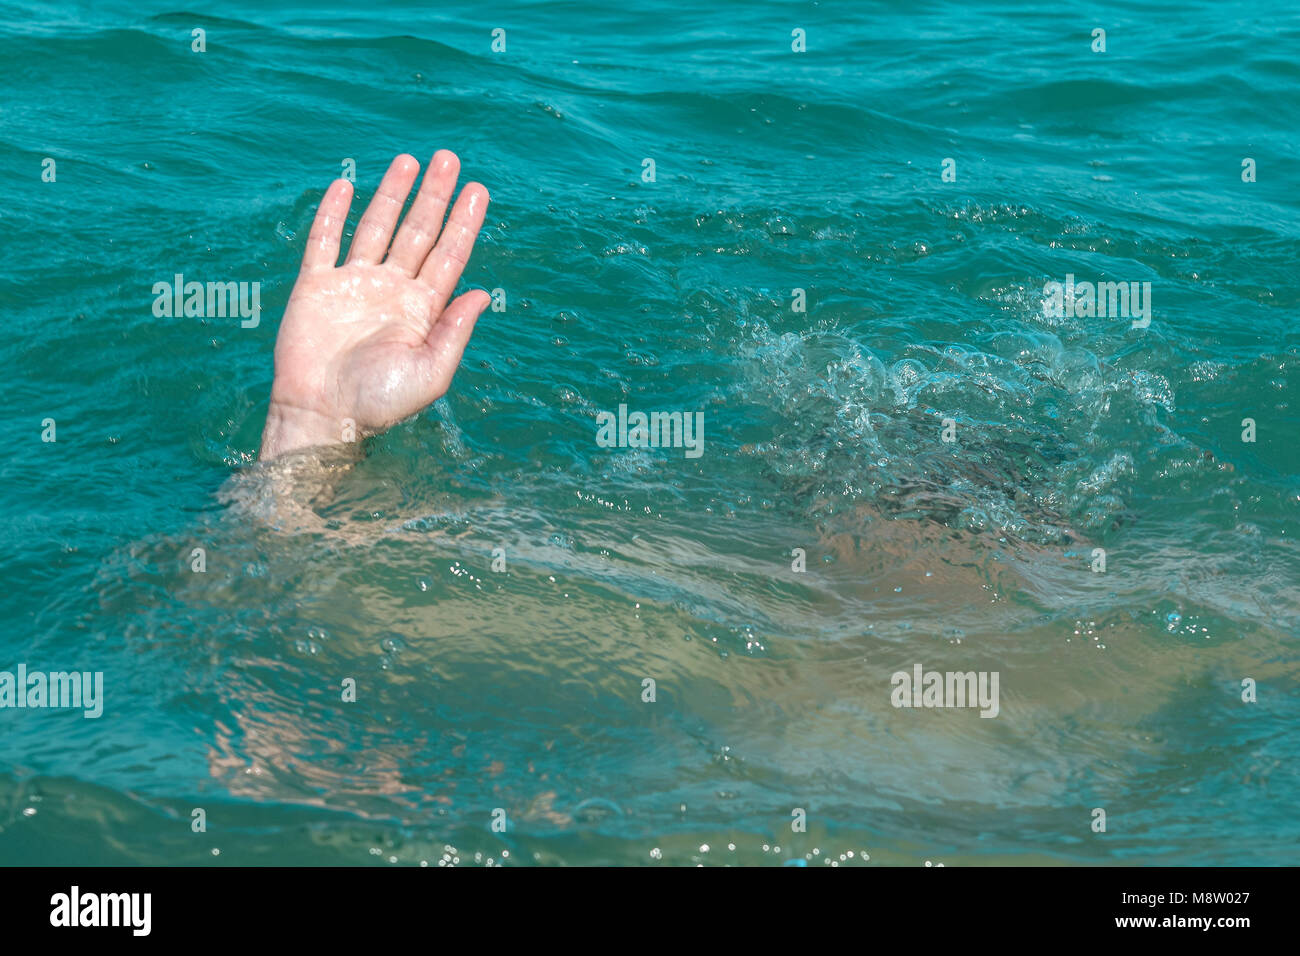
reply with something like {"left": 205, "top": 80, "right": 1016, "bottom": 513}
{"left": 301, "top": 179, "right": 354, "bottom": 271}
{"left": 386, "top": 149, "right": 460, "bottom": 276}
{"left": 345, "top": 154, "right": 420, "bottom": 266}
{"left": 419, "top": 288, "right": 489, "bottom": 397}
{"left": 418, "top": 181, "right": 489, "bottom": 306}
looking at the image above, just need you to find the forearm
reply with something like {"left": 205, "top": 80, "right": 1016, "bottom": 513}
{"left": 222, "top": 438, "right": 362, "bottom": 533}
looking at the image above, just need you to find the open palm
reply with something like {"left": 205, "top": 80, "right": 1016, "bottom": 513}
{"left": 260, "top": 151, "right": 490, "bottom": 460}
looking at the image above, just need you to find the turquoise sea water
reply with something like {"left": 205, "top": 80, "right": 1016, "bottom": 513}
{"left": 1, "top": 1, "right": 1297, "bottom": 865}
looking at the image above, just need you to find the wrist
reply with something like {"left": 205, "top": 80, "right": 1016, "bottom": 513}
{"left": 260, "top": 400, "right": 356, "bottom": 461}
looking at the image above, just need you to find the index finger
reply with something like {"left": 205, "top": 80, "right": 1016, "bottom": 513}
{"left": 417, "top": 182, "right": 490, "bottom": 307}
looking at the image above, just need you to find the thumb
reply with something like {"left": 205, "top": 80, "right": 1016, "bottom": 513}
{"left": 421, "top": 288, "right": 490, "bottom": 398}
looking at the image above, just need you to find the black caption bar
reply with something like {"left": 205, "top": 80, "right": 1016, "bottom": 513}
{"left": 0, "top": 866, "right": 1288, "bottom": 942}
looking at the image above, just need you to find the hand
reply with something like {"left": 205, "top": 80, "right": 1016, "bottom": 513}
{"left": 260, "top": 151, "right": 490, "bottom": 460}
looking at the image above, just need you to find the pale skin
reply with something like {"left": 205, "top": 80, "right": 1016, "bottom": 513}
{"left": 260, "top": 150, "right": 490, "bottom": 461}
